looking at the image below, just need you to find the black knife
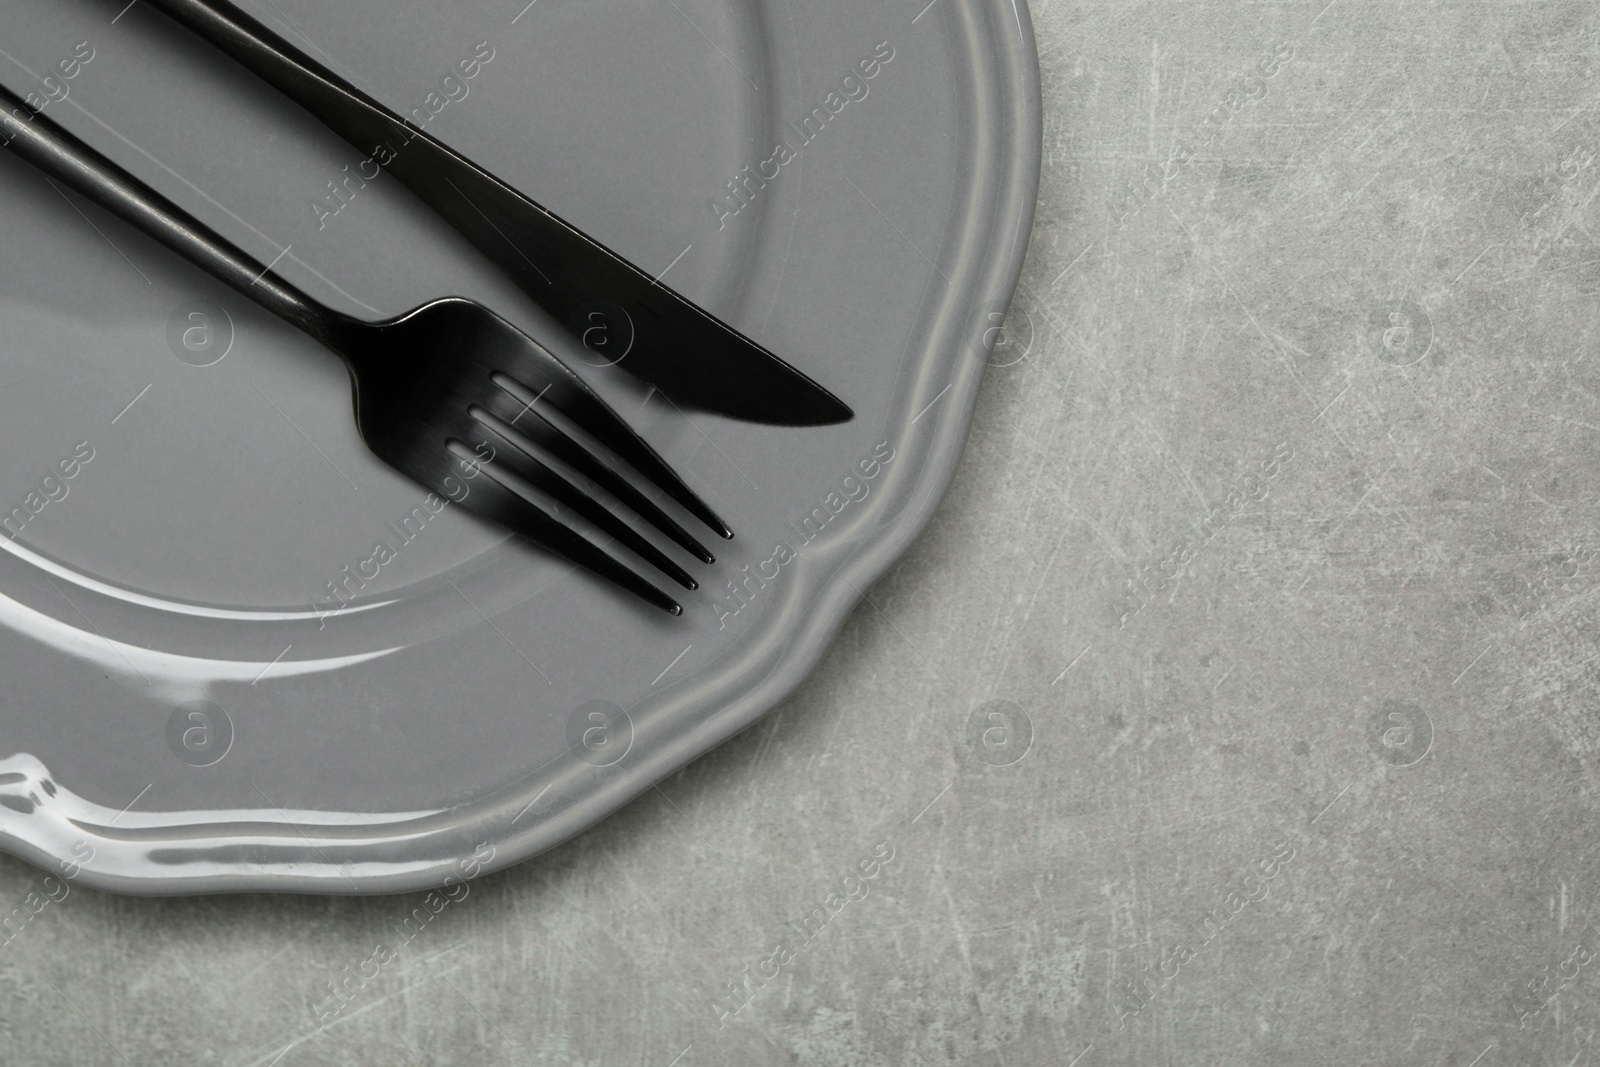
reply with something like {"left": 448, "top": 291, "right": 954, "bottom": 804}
{"left": 137, "top": 0, "right": 852, "bottom": 426}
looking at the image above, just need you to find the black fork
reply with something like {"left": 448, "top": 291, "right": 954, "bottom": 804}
{"left": 0, "top": 85, "right": 727, "bottom": 615}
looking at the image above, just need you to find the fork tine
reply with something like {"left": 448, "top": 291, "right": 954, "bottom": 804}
{"left": 456, "top": 430, "right": 698, "bottom": 591}
{"left": 445, "top": 446, "right": 684, "bottom": 615}
{"left": 477, "top": 385, "right": 716, "bottom": 565}
{"left": 495, "top": 363, "right": 734, "bottom": 540}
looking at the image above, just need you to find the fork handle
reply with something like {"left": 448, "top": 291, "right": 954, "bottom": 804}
{"left": 0, "top": 86, "right": 352, "bottom": 348}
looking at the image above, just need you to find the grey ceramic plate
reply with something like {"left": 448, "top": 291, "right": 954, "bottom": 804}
{"left": 0, "top": 0, "right": 1040, "bottom": 894}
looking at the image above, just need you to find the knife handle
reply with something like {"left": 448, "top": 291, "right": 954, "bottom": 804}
{"left": 140, "top": 0, "right": 450, "bottom": 177}
{"left": 137, "top": 0, "right": 576, "bottom": 296}
{"left": 0, "top": 83, "right": 346, "bottom": 346}
{"left": 142, "top": 0, "right": 473, "bottom": 191}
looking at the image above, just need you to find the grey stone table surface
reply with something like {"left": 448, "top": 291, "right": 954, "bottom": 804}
{"left": 6, "top": 0, "right": 1599, "bottom": 1064}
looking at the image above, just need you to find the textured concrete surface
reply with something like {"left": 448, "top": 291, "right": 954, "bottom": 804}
{"left": 4, "top": 0, "right": 1598, "bottom": 1063}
